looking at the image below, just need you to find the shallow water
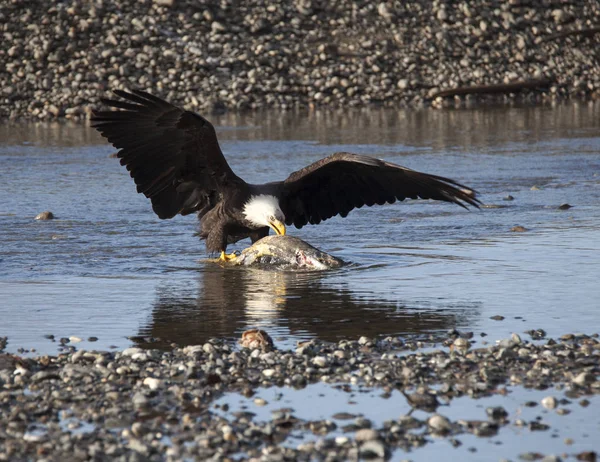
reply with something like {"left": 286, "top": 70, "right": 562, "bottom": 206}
{"left": 2, "top": 102, "right": 600, "bottom": 459}
{"left": 1, "top": 103, "right": 599, "bottom": 353}
{"left": 214, "top": 384, "right": 598, "bottom": 461}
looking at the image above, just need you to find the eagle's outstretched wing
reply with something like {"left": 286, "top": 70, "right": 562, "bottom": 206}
{"left": 91, "top": 90, "right": 241, "bottom": 219}
{"left": 278, "top": 152, "right": 480, "bottom": 228}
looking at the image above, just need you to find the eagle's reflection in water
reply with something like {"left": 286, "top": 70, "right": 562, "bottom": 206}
{"left": 136, "top": 266, "right": 480, "bottom": 350}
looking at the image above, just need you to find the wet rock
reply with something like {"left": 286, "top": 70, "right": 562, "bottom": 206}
{"left": 490, "top": 315, "right": 505, "bottom": 321}
{"left": 428, "top": 414, "right": 451, "bottom": 433}
{"left": 558, "top": 203, "right": 572, "bottom": 210}
{"left": 575, "top": 452, "right": 597, "bottom": 462}
{"left": 240, "top": 329, "right": 274, "bottom": 351}
{"left": 402, "top": 389, "right": 440, "bottom": 412}
{"left": 254, "top": 398, "right": 267, "bottom": 406}
{"left": 529, "top": 421, "right": 550, "bottom": 431}
{"left": 520, "top": 453, "right": 545, "bottom": 461}
{"left": 573, "top": 372, "right": 596, "bottom": 386}
{"left": 354, "top": 428, "right": 379, "bottom": 442}
{"left": 359, "top": 440, "right": 386, "bottom": 459}
{"left": 35, "top": 211, "right": 54, "bottom": 220}
{"left": 541, "top": 396, "right": 557, "bottom": 409}
{"left": 486, "top": 406, "right": 508, "bottom": 420}
{"left": 1, "top": 331, "right": 600, "bottom": 460}
{"left": 511, "top": 226, "right": 528, "bottom": 232}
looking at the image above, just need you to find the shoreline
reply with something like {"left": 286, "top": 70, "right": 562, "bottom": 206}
{"left": 1, "top": 331, "right": 598, "bottom": 460}
{"left": 2, "top": 1, "right": 599, "bottom": 121}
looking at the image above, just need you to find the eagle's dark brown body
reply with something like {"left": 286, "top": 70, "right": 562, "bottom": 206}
{"left": 92, "top": 90, "right": 480, "bottom": 255}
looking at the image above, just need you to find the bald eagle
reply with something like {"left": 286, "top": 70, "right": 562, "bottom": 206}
{"left": 91, "top": 90, "right": 480, "bottom": 261}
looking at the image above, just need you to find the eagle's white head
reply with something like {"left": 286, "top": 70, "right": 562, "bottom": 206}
{"left": 243, "top": 195, "right": 287, "bottom": 235}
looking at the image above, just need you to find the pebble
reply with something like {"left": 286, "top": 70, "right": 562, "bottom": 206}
{"left": 142, "top": 377, "right": 162, "bottom": 390}
{"left": 35, "top": 211, "right": 54, "bottom": 220}
{"left": 359, "top": 440, "right": 386, "bottom": 459}
{"left": 573, "top": 372, "right": 595, "bottom": 386}
{"left": 240, "top": 329, "right": 274, "bottom": 350}
{"left": 2, "top": 1, "right": 598, "bottom": 121}
{"left": 541, "top": 396, "right": 557, "bottom": 409}
{"left": 486, "top": 406, "right": 508, "bottom": 420}
{"left": 254, "top": 398, "right": 267, "bottom": 406}
{"left": 428, "top": 414, "right": 451, "bottom": 433}
{"left": 354, "top": 428, "right": 379, "bottom": 442}
{"left": 0, "top": 331, "right": 599, "bottom": 460}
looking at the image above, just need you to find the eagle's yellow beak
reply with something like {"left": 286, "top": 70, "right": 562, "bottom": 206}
{"left": 268, "top": 218, "right": 286, "bottom": 236}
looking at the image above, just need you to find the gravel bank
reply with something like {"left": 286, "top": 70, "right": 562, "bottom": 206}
{"left": 1, "top": 0, "right": 600, "bottom": 120}
{"left": 1, "top": 332, "right": 598, "bottom": 460}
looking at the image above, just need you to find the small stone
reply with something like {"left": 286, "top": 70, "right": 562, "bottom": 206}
{"left": 503, "top": 195, "right": 515, "bottom": 201}
{"left": 529, "top": 421, "right": 550, "bottom": 431}
{"left": 452, "top": 338, "right": 469, "bottom": 349}
{"left": 355, "top": 428, "right": 379, "bottom": 442}
{"left": 490, "top": 315, "right": 505, "bottom": 321}
{"left": 511, "top": 226, "right": 528, "bottom": 232}
{"left": 132, "top": 392, "right": 149, "bottom": 408}
{"left": 35, "top": 211, "right": 54, "bottom": 220}
{"left": 202, "top": 343, "right": 215, "bottom": 354}
{"left": 312, "top": 356, "right": 329, "bottom": 368}
{"left": 69, "top": 336, "right": 83, "bottom": 343}
{"left": 486, "top": 406, "right": 508, "bottom": 420}
{"left": 122, "top": 347, "right": 144, "bottom": 357}
{"left": 31, "top": 371, "right": 59, "bottom": 382}
{"left": 211, "top": 21, "right": 226, "bottom": 33}
{"left": 335, "top": 436, "right": 349, "bottom": 445}
{"left": 519, "top": 453, "right": 544, "bottom": 461}
{"left": 128, "top": 438, "right": 149, "bottom": 455}
{"left": 143, "top": 377, "right": 162, "bottom": 390}
{"left": 573, "top": 372, "right": 595, "bottom": 386}
{"left": 262, "top": 369, "right": 276, "bottom": 378}
{"left": 428, "top": 414, "right": 451, "bottom": 433}
{"left": 541, "top": 396, "right": 557, "bottom": 409}
{"left": 254, "top": 398, "right": 267, "bottom": 406}
{"left": 575, "top": 451, "right": 597, "bottom": 461}
{"left": 558, "top": 204, "right": 572, "bottom": 210}
{"left": 240, "top": 329, "right": 274, "bottom": 350}
{"left": 397, "top": 79, "right": 409, "bottom": 90}
{"left": 359, "top": 440, "right": 386, "bottom": 459}
{"left": 542, "top": 456, "right": 562, "bottom": 462}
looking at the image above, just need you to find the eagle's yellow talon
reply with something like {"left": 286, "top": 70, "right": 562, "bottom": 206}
{"left": 220, "top": 251, "right": 237, "bottom": 262}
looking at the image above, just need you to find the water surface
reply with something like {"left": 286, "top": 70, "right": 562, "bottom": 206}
{"left": 1, "top": 103, "right": 600, "bottom": 353}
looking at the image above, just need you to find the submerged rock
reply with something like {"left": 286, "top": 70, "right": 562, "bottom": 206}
{"left": 35, "top": 211, "right": 54, "bottom": 220}
{"left": 227, "top": 235, "right": 344, "bottom": 270}
{"left": 240, "top": 329, "right": 274, "bottom": 351}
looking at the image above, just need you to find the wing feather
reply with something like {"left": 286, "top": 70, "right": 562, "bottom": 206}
{"left": 91, "top": 90, "right": 242, "bottom": 219}
{"left": 278, "top": 152, "right": 480, "bottom": 228}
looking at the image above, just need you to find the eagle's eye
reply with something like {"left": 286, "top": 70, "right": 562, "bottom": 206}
{"left": 268, "top": 215, "right": 275, "bottom": 221}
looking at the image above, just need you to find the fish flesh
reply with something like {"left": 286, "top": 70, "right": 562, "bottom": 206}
{"left": 225, "top": 235, "right": 344, "bottom": 270}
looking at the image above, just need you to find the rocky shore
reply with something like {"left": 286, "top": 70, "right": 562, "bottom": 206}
{"left": 1, "top": 0, "right": 599, "bottom": 120}
{"left": 1, "top": 331, "right": 598, "bottom": 461}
